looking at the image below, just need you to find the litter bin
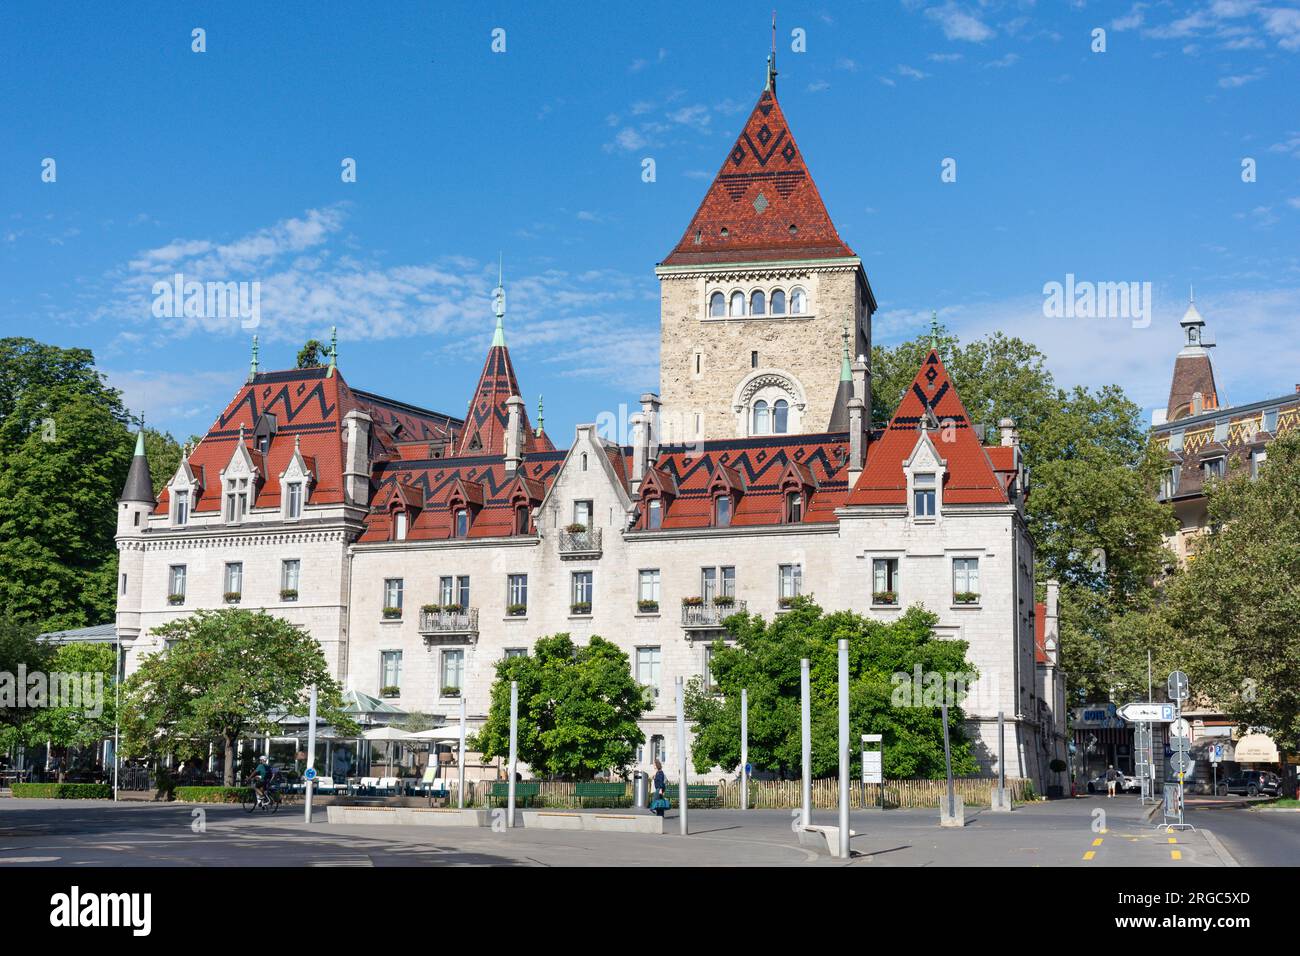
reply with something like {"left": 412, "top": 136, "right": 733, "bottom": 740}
{"left": 632, "top": 771, "right": 648, "bottom": 808}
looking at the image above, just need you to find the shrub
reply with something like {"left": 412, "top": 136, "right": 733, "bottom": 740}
{"left": 12, "top": 783, "right": 112, "bottom": 800}
{"left": 1049, "top": 758, "right": 1068, "bottom": 773}
{"left": 173, "top": 786, "right": 254, "bottom": 804}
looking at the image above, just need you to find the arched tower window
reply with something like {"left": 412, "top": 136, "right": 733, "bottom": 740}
{"left": 709, "top": 291, "right": 725, "bottom": 317}
{"left": 750, "top": 290, "right": 766, "bottom": 316}
{"left": 773, "top": 399, "right": 789, "bottom": 434}
{"left": 790, "top": 287, "right": 807, "bottom": 315}
{"left": 753, "top": 400, "right": 770, "bottom": 435}
{"left": 770, "top": 289, "right": 786, "bottom": 315}
{"left": 729, "top": 291, "right": 746, "bottom": 317}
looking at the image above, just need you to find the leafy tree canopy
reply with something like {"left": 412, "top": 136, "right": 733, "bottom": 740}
{"left": 687, "top": 598, "right": 981, "bottom": 779}
{"left": 471, "top": 634, "right": 647, "bottom": 779}
{"left": 121, "top": 609, "right": 356, "bottom": 785}
{"left": 296, "top": 339, "right": 327, "bottom": 368}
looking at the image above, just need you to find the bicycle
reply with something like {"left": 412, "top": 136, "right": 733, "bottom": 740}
{"left": 242, "top": 772, "right": 283, "bottom": 814}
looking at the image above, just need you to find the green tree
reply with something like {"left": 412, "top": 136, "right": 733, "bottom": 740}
{"left": 121, "top": 609, "right": 356, "bottom": 785}
{"left": 296, "top": 339, "right": 327, "bottom": 368}
{"left": 142, "top": 427, "right": 182, "bottom": 497}
{"left": 687, "top": 598, "right": 981, "bottom": 778}
{"left": 19, "top": 642, "right": 118, "bottom": 781}
{"left": 471, "top": 634, "right": 647, "bottom": 779}
{"left": 0, "top": 619, "right": 51, "bottom": 734}
{"left": 1161, "top": 431, "right": 1300, "bottom": 750}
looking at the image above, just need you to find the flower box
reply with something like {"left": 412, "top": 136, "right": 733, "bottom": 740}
{"left": 380, "top": 686, "right": 400, "bottom": 699}
{"left": 681, "top": 596, "right": 704, "bottom": 607}
{"left": 506, "top": 604, "right": 528, "bottom": 617}
{"left": 570, "top": 602, "right": 592, "bottom": 615}
{"left": 872, "top": 591, "right": 898, "bottom": 606}
{"left": 382, "top": 606, "right": 403, "bottom": 619}
{"left": 565, "top": 522, "right": 588, "bottom": 534}
{"left": 280, "top": 589, "right": 298, "bottom": 602}
{"left": 168, "top": 594, "right": 185, "bottom": 606}
{"left": 954, "top": 592, "right": 980, "bottom": 605}
{"left": 637, "top": 599, "right": 660, "bottom": 613}
{"left": 223, "top": 592, "right": 241, "bottom": 604}
{"left": 441, "top": 686, "right": 462, "bottom": 698}
{"left": 421, "top": 603, "right": 442, "bottom": 614}
{"left": 712, "top": 595, "right": 736, "bottom": 607}
{"left": 778, "top": 595, "right": 797, "bottom": 608}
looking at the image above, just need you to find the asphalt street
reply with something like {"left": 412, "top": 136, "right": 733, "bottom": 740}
{"left": 0, "top": 793, "right": 1262, "bottom": 867}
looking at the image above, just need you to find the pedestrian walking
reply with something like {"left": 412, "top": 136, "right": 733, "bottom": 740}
{"left": 650, "top": 759, "right": 669, "bottom": 817}
{"left": 1105, "top": 764, "right": 1118, "bottom": 798}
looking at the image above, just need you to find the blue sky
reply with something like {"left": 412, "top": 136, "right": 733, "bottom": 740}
{"left": 3, "top": 0, "right": 1299, "bottom": 441}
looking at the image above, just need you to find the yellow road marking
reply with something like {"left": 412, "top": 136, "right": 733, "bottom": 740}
{"left": 1092, "top": 838, "right": 1103, "bottom": 846}
{"left": 1167, "top": 837, "right": 1177, "bottom": 844}
{"left": 1083, "top": 850, "right": 1096, "bottom": 860}
{"left": 1171, "top": 849, "right": 1182, "bottom": 860}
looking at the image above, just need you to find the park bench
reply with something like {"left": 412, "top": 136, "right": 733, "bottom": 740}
{"left": 661, "top": 784, "right": 721, "bottom": 808}
{"left": 489, "top": 782, "right": 541, "bottom": 805}
{"left": 574, "top": 782, "right": 630, "bottom": 806}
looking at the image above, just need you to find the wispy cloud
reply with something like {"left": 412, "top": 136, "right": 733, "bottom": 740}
{"left": 925, "top": 2, "right": 996, "bottom": 42}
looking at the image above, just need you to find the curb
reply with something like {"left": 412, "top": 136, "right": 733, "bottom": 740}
{"left": 1200, "top": 829, "right": 1240, "bottom": 867}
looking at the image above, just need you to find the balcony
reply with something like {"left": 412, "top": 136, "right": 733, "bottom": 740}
{"left": 681, "top": 599, "right": 746, "bottom": 630}
{"left": 558, "top": 527, "right": 602, "bottom": 558}
{"left": 418, "top": 606, "right": 479, "bottom": 644}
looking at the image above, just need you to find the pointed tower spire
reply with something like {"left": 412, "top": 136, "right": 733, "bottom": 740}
{"left": 930, "top": 311, "right": 940, "bottom": 351}
{"left": 536, "top": 393, "right": 545, "bottom": 437}
{"left": 491, "top": 255, "right": 507, "bottom": 347}
{"left": 119, "top": 427, "right": 155, "bottom": 504}
{"left": 327, "top": 326, "right": 338, "bottom": 377}
{"left": 1166, "top": 288, "right": 1220, "bottom": 420}
{"left": 248, "top": 335, "right": 259, "bottom": 383}
{"left": 766, "top": 11, "right": 778, "bottom": 92}
{"left": 828, "top": 320, "right": 855, "bottom": 431}
{"left": 456, "top": 269, "right": 537, "bottom": 457}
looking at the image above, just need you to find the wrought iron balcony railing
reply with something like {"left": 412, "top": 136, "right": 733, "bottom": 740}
{"left": 681, "top": 600, "right": 746, "bottom": 629}
{"left": 418, "top": 607, "right": 479, "bottom": 639}
{"left": 558, "top": 528, "right": 602, "bottom": 556}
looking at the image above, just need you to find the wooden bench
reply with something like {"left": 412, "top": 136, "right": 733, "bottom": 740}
{"left": 660, "top": 784, "right": 721, "bottom": 808}
{"left": 574, "top": 782, "right": 630, "bottom": 806}
{"left": 489, "top": 782, "right": 541, "bottom": 805}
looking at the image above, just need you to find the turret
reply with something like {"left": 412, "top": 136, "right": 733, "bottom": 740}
{"left": 117, "top": 430, "right": 155, "bottom": 536}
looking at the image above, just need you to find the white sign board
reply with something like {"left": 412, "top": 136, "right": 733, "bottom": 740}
{"left": 1117, "top": 703, "right": 1177, "bottom": 723}
{"left": 1171, "top": 717, "right": 1191, "bottom": 738}
{"left": 862, "top": 751, "right": 883, "bottom": 785}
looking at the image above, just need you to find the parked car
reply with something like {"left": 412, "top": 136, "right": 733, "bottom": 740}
{"left": 1218, "top": 770, "right": 1280, "bottom": 797}
{"left": 1087, "top": 770, "right": 1140, "bottom": 793}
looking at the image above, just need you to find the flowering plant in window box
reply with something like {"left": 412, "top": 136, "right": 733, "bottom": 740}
{"left": 565, "top": 522, "right": 588, "bottom": 534}
{"left": 778, "top": 595, "right": 798, "bottom": 608}
{"left": 441, "top": 686, "right": 462, "bottom": 698}
{"left": 442, "top": 603, "right": 464, "bottom": 613}
{"left": 168, "top": 594, "right": 185, "bottom": 606}
{"left": 421, "top": 603, "right": 442, "bottom": 613}
{"left": 382, "top": 606, "right": 403, "bottom": 619}
{"left": 637, "top": 599, "right": 659, "bottom": 613}
{"left": 380, "top": 685, "right": 400, "bottom": 699}
{"left": 570, "top": 601, "right": 592, "bottom": 615}
{"left": 872, "top": 591, "right": 898, "bottom": 606}
{"left": 280, "top": 588, "right": 298, "bottom": 602}
{"left": 506, "top": 603, "right": 528, "bottom": 616}
{"left": 712, "top": 595, "right": 736, "bottom": 607}
{"left": 680, "top": 596, "right": 704, "bottom": 607}
{"left": 223, "top": 592, "right": 241, "bottom": 604}
{"left": 954, "top": 591, "right": 980, "bottom": 605}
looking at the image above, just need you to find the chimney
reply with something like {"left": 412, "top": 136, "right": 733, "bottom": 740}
{"left": 630, "top": 412, "right": 649, "bottom": 495}
{"left": 1044, "top": 579, "right": 1060, "bottom": 666}
{"left": 342, "top": 409, "right": 372, "bottom": 506}
{"left": 1192, "top": 391, "right": 1204, "bottom": 416}
{"left": 504, "top": 395, "right": 524, "bottom": 474}
{"left": 999, "top": 417, "right": 1019, "bottom": 447}
{"left": 640, "top": 393, "right": 661, "bottom": 462}
{"left": 847, "top": 396, "right": 865, "bottom": 484}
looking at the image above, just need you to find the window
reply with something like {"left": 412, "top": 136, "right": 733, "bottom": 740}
{"left": 168, "top": 565, "right": 186, "bottom": 600}
{"left": 721, "top": 565, "right": 736, "bottom": 597}
{"left": 636, "top": 646, "right": 662, "bottom": 695}
{"left": 225, "top": 478, "right": 249, "bottom": 523}
{"left": 134, "top": 511, "right": 141, "bottom": 526}
{"left": 1262, "top": 408, "right": 1279, "bottom": 434}
{"left": 280, "top": 559, "right": 300, "bottom": 596}
{"left": 286, "top": 481, "right": 303, "bottom": 519}
{"left": 713, "top": 495, "right": 731, "bottom": 527}
{"left": 729, "top": 291, "right": 745, "bottom": 317}
{"left": 790, "top": 287, "right": 807, "bottom": 315}
{"left": 786, "top": 490, "right": 803, "bottom": 523}
{"left": 504, "top": 648, "right": 527, "bottom": 659}
{"left": 638, "top": 569, "right": 661, "bottom": 604}
{"left": 515, "top": 504, "right": 530, "bottom": 535}
{"left": 225, "top": 562, "right": 243, "bottom": 596}
{"left": 573, "top": 500, "right": 593, "bottom": 528}
{"left": 701, "top": 566, "right": 735, "bottom": 601}
{"left": 701, "top": 566, "right": 717, "bottom": 602}
{"left": 581, "top": 453, "right": 588, "bottom": 471}
{"left": 120, "top": 572, "right": 127, "bottom": 595}
{"left": 779, "top": 563, "right": 802, "bottom": 600}
{"left": 750, "top": 290, "right": 766, "bottom": 315}
{"left": 751, "top": 350, "right": 759, "bottom": 369}
{"left": 442, "top": 649, "right": 464, "bottom": 695}
{"left": 773, "top": 399, "right": 789, "bottom": 434}
{"left": 1160, "top": 468, "right": 1178, "bottom": 499}
{"left": 703, "top": 645, "right": 717, "bottom": 693}
{"left": 770, "top": 289, "right": 786, "bottom": 315}
{"left": 913, "top": 473, "right": 937, "bottom": 517}
{"left": 507, "top": 573, "right": 528, "bottom": 611}
{"left": 709, "top": 291, "right": 725, "bottom": 317}
{"left": 440, "top": 575, "right": 469, "bottom": 609}
{"left": 872, "top": 558, "right": 899, "bottom": 604}
{"left": 380, "top": 651, "right": 402, "bottom": 695}
{"left": 953, "top": 558, "right": 980, "bottom": 604}
{"left": 647, "top": 498, "right": 663, "bottom": 530}
{"left": 1251, "top": 449, "right": 1267, "bottom": 479}
{"left": 453, "top": 508, "right": 469, "bottom": 538}
{"left": 571, "top": 571, "right": 593, "bottom": 611}
{"left": 174, "top": 489, "right": 189, "bottom": 526}
{"left": 753, "top": 400, "right": 770, "bottom": 435}
{"left": 384, "top": 577, "right": 404, "bottom": 610}
{"left": 1203, "top": 456, "right": 1225, "bottom": 480}
{"left": 393, "top": 510, "right": 407, "bottom": 541}
{"left": 650, "top": 734, "right": 666, "bottom": 763}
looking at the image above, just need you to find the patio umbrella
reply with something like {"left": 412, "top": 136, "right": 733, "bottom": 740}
{"left": 363, "top": 726, "right": 410, "bottom": 776}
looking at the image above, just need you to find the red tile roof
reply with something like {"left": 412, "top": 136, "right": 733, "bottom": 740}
{"left": 660, "top": 84, "right": 855, "bottom": 267}
{"left": 847, "top": 349, "right": 1010, "bottom": 507}
{"left": 456, "top": 343, "right": 548, "bottom": 457}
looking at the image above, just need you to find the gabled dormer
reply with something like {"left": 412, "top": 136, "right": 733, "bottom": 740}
{"left": 904, "top": 425, "right": 947, "bottom": 522}
{"left": 279, "top": 435, "right": 315, "bottom": 521}
{"left": 447, "top": 477, "right": 485, "bottom": 538}
{"left": 637, "top": 465, "right": 678, "bottom": 530}
{"left": 219, "top": 426, "right": 261, "bottom": 525}
{"left": 706, "top": 462, "right": 745, "bottom": 527}
{"left": 167, "top": 445, "right": 204, "bottom": 527}
{"left": 778, "top": 459, "right": 818, "bottom": 523}
{"left": 387, "top": 479, "right": 423, "bottom": 541}
{"left": 506, "top": 474, "right": 544, "bottom": 535}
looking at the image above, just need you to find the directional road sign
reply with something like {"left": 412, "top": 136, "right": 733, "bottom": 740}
{"left": 1117, "top": 702, "right": 1177, "bottom": 723}
{"left": 1168, "top": 671, "right": 1189, "bottom": 702}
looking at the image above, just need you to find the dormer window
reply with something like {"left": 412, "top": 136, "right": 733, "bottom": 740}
{"left": 393, "top": 510, "right": 408, "bottom": 541}
{"left": 173, "top": 489, "right": 189, "bottom": 526}
{"left": 786, "top": 491, "right": 803, "bottom": 523}
{"left": 647, "top": 498, "right": 663, "bottom": 529}
{"left": 454, "top": 508, "right": 470, "bottom": 537}
{"left": 515, "top": 504, "right": 530, "bottom": 535}
{"left": 713, "top": 494, "right": 732, "bottom": 527}
{"left": 285, "top": 482, "right": 303, "bottom": 519}
{"left": 225, "top": 478, "right": 249, "bottom": 523}
{"left": 913, "top": 473, "right": 937, "bottom": 517}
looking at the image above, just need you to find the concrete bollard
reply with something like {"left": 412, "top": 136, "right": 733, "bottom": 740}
{"left": 940, "top": 794, "right": 965, "bottom": 827}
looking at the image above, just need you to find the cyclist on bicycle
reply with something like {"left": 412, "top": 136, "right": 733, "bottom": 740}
{"left": 250, "top": 755, "right": 272, "bottom": 805}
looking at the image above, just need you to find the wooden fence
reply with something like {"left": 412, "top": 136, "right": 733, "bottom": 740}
{"left": 456, "top": 776, "right": 1031, "bottom": 810}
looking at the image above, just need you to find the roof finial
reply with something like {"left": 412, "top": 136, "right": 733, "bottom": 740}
{"left": 1189, "top": 283, "right": 1194, "bottom": 304}
{"left": 327, "top": 326, "right": 337, "bottom": 377}
{"left": 930, "top": 310, "right": 940, "bottom": 351}
{"left": 248, "top": 334, "right": 259, "bottom": 383}
{"left": 536, "top": 393, "right": 545, "bottom": 436}
{"left": 492, "top": 254, "right": 507, "bottom": 347}
{"left": 766, "top": 11, "right": 778, "bottom": 92}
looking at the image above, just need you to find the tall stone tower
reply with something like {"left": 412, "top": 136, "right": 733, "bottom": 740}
{"left": 655, "top": 55, "right": 876, "bottom": 443}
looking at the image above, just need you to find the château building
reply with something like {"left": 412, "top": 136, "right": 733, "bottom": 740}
{"left": 114, "top": 60, "right": 1064, "bottom": 788}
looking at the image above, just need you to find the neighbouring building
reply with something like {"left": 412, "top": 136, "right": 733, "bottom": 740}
{"left": 112, "top": 57, "right": 1064, "bottom": 788}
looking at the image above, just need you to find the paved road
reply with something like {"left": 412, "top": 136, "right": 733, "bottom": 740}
{"left": 1186, "top": 802, "right": 1300, "bottom": 867}
{"left": 0, "top": 794, "right": 1245, "bottom": 867}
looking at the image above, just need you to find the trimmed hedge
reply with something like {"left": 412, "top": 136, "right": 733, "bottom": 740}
{"left": 174, "top": 786, "right": 254, "bottom": 804}
{"left": 11, "top": 783, "right": 112, "bottom": 800}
